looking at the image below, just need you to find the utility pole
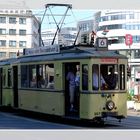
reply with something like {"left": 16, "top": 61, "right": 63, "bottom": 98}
{"left": 125, "top": 34, "right": 133, "bottom": 96}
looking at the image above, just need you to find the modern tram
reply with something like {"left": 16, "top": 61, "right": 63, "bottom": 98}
{"left": 0, "top": 39, "right": 128, "bottom": 123}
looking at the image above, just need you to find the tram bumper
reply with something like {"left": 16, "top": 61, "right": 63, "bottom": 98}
{"left": 102, "top": 112, "right": 125, "bottom": 119}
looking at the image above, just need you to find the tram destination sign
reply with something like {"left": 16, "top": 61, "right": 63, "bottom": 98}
{"left": 101, "top": 58, "right": 118, "bottom": 64}
{"left": 24, "top": 45, "right": 60, "bottom": 56}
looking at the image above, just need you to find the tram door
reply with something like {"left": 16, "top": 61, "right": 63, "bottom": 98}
{"left": 13, "top": 66, "right": 18, "bottom": 108}
{"left": 0, "top": 68, "right": 2, "bottom": 105}
{"left": 64, "top": 62, "right": 80, "bottom": 117}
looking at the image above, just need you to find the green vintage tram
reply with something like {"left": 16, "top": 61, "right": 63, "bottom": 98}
{"left": 0, "top": 40, "right": 128, "bottom": 122}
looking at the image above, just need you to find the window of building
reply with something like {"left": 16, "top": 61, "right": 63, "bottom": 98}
{"left": 19, "top": 41, "right": 26, "bottom": 47}
{"left": 19, "top": 30, "right": 26, "bottom": 35}
{"left": 101, "top": 16, "right": 108, "bottom": 21}
{"left": 0, "top": 40, "right": 6, "bottom": 46}
{"left": 134, "top": 50, "right": 140, "bottom": 58}
{"left": 111, "top": 14, "right": 126, "bottom": 20}
{"left": 0, "top": 28, "right": 6, "bottom": 35}
{"left": 129, "top": 14, "right": 134, "bottom": 19}
{"left": 9, "top": 40, "right": 16, "bottom": 47}
{"left": 9, "top": 17, "right": 16, "bottom": 24}
{"left": 19, "top": 18, "right": 26, "bottom": 24}
{"left": 0, "top": 52, "right": 6, "bottom": 57}
{"left": 0, "top": 17, "right": 6, "bottom": 23}
{"left": 9, "top": 52, "right": 17, "bottom": 58}
{"left": 9, "top": 29, "right": 16, "bottom": 35}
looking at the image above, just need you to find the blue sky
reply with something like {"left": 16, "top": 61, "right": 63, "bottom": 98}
{"left": 33, "top": 9, "right": 96, "bottom": 30}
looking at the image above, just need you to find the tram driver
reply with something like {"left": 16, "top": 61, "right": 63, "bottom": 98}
{"left": 105, "top": 67, "right": 118, "bottom": 90}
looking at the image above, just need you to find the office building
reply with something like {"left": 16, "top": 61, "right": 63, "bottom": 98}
{"left": 0, "top": 9, "right": 40, "bottom": 59}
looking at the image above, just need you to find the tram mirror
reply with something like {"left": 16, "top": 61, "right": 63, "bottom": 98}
{"left": 55, "top": 69, "right": 60, "bottom": 76}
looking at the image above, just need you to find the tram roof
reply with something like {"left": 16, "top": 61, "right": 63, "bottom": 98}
{"left": 0, "top": 58, "right": 17, "bottom": 66}
{"left": 16, "top": 47, "right": 127, "bottom": 64}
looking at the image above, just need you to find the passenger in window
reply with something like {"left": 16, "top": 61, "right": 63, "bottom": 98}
{"left": 37, "top": 74, "right": 45, "bottom": 88}
{"left": 44, "top": 75, "right": 48, "bottom": 88}
{"left": 47, "top": 76, "right": 54, "bottom": 89}
{"left": 93, "top": 66, "right": 106, "bottom": 90}
{"left": 105, "top": 67, "right": 118, "bottom": 90}
{"left": 30, "top": 76, "right": 37, "bottom": 88}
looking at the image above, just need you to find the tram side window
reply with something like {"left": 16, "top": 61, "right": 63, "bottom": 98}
{"left": 36, "top": 64, "right": 45, "bottom": 88}
{"left": 45, "top": 64, "right": 54, "bottom": 89}
{"left": 36, "top": 64, "right": 54, "bottom": 89}
{"left": 120, "top": 64, "right": 125, "bottom": 90}
{"left": 29, "top": 65, "right": 37, "bottom": 88}
{"left": 92, "top": 64, "right": 99, "bottom": 90}
{"left": 7, "top": 68, "right": 12, "bottom": 87}
{"left": 82, "top": 64, "right": 88, "bottom": 90}
{"left": 21, "top": 64, "right": 55, "bottom": 89}
{"left": 3, "top": 69, "right": 6, "bottom": 87}
{"left": 21, "top": 65, "right": 29, "bottom": 88}
{"left": 101, "top": 64, "right": 118, "bottom": 90}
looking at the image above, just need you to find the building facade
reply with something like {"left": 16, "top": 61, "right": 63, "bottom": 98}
{"left": 0, "top": 9, "right": 40, "bottom": 59}
{"left": 42, "top": 27, "right": 77, "bottom": 46}
{"left": 77, "top": 19, "right": 94, "bottom": 44}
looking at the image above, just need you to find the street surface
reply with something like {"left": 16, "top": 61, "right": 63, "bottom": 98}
{"left": 0, "top": 112, "right": 81, "bottom": 129}
{"left": 0, "top": 109, "right": 139, "bottom": 129}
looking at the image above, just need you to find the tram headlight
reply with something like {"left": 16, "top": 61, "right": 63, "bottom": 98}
{"left": 106, "top": 100, "right": 115, "bottom": 111}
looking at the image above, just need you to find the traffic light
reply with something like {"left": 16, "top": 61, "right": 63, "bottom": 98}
{"left": 90, "top": 31, "right": 96, "bottom": 46}
{"left": 83, "top": 35, "right": 87, "bottom": 43}
{"left": 127, "top": 66, "right": 131, "bottom": 77}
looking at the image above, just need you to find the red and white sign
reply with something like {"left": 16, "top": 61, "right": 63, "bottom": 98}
{"left": 135, "top": 71, "right": 140, "bottom": 79}
{"left": 125, "top": 34, "right": 133, "bottom": 46}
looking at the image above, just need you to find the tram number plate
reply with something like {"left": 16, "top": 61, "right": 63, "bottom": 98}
{"left": 94, "top": 112, "right": 100, "bottom": 116}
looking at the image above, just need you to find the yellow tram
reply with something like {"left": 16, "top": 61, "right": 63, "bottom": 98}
{"left": 0, "top": 39, "right": 128, "bottom": 122}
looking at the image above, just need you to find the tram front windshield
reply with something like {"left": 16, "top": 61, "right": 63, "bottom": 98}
{"left": 92, "top": 64, "right": 125, "bottom": 91}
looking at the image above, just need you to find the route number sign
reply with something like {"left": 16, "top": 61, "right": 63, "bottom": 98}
{"left": 97, "top": 37, "right": 108, "bottom": 48}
